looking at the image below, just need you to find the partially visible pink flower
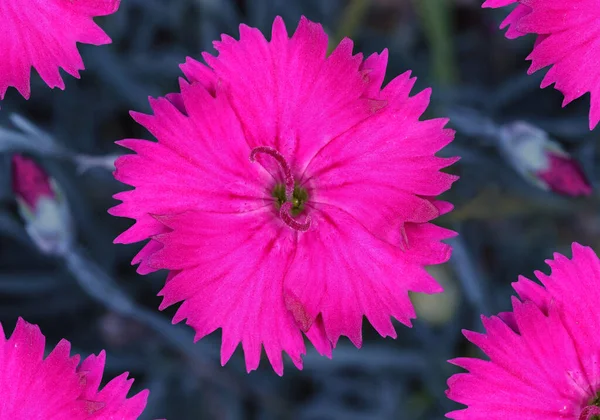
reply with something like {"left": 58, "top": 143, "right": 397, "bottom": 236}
{"left": 0, "top": 0, "right": 120, "bottom": 100}
{"left": 483, "top": 1, "right": 600, "bottom": 129}
{"left": 110, "top": 16, "right": 458, "bottom": 375}
{"left": 446, "top": 243, "right": 600, "bottom": 419}
{"left": 498, "top": 121, "right": 591, "bottom": 196}
{"left": 11, "top": 154, "right": 74, "bottom": 255}
{"left": 0, "top": 317, "right": 148, "bottom": 419}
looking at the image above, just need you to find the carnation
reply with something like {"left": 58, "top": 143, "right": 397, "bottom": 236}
{"left": 483, "top": 0, "right": 600, "bottom": 129}
{"left": 111, "top": 16, "right": 458, "bottom": 375}
{"left": 0, "top": 0, "right": 120, "bottom": 100}
{"left": 0, "top": 318, "right": 148, "bottom": 419}
{"left": 446, "top": 243, "right": 600, "bottom": 419}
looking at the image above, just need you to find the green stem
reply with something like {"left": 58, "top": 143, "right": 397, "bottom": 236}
{"left": 413, "top": 0, "right": 458, "bottom": 86}
{"left": 329, "top": 0, "right": 371, "bottom": 54}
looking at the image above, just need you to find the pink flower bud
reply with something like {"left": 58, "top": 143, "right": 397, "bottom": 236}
{"left": 498, "top": 121, "right": 592, "bottom": 196}
{"left": 11, "top": 154, "right": 73, "bottom": 255}
{"left": 537, "top": 152, "right": 592, "bottom": 196}
{"left": 11, "top": 154, "right": 54, "bottom": 211}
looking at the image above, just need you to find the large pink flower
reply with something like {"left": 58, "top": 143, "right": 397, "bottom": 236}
{"left": 483, "top": 0, "right": 600, "bottom": 129}
{"left": 110, "top": 16, "right": 458, "bottom": 375}
{"left": 0, "top": 318, "right": 148, "bottom": 419}
{"left": 446, "top": 243, "right": 600, "bottom": 419}
{"left": 0, "top": 0, "right": 120, "bottom": 100}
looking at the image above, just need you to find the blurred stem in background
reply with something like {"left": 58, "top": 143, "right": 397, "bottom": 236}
{"left": 412, "top": 0, "right": 458, "bottom": 86}
{"left": 63, "top": 246, "right": 291, "bottom": 418}
{"left": 329, "top": 0, "right": 371, "bottom": 53}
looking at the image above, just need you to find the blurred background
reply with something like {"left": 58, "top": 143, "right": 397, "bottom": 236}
{"left": 1, "top": 0, "right": 598, "bottom": 418}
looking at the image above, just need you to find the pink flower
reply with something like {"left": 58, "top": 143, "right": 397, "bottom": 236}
{"left": 483, "top": 1, "right": 600, "bottom": 129}
{"left": 0, "top": 0, "right": 120, "bottom": 100}
{"left": 0, "top": 318, "right": 148, "bottom": 419}
{"left": 498, "top": 121, "right": 592, "bottom": 196}
{"left": 446, "top": 243, "right": 600, "bottom": 419}
{"left": 110, "top": 16, "right": 458, "bottom": 375}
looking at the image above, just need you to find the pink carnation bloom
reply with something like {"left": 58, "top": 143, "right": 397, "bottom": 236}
{"left": 0, "top": 318, "right": 148, "bottom": 419}
{"left": 0, "top": 0, "right": 120, "bottom": 100}
{"left": 446, "top": 243, "right": 600, "bottom": 419}
{"left": 110, "top": 16, "right": 458, "bottom": 375}
{"left": 483, "top": 0, "right": 600, "bottom": 129}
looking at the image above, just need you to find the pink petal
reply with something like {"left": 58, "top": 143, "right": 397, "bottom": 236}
{"left": 492, "top": 0, "right": 600, "bottom": 129}
{"left": 283, "top": 204, "right": 447, "bottom": 349}
{"left": 447, "top": 243, "right": 600, "bottom": 418}
{"left": 67, "top": 0, "right": 121, "bottom": 16}
{"left": 149, "top": 209, "right": 306, "bottom": 375}
{"left": 131, "top": 239, "right": 164, "bottom": 275}
{"left": 202, "top": 16, "right": 390, "bottom": 173}
{"left": 0, "top": 318, "right": 147, "bottom": 419}
{"left": 0, "top": 0, "right": 119, "bottom": 100}
{"left": 511, "top": 275, "right": 550, "bottom": 313}
{"left": 482, "top": 0, "right": 531, "bottom": 39}
{"left": 359, "top": 49, "right": 389, "bottom": 98}
{"left": 110, "top": 82, "right": 273, "bottom": 267}
{"left": 449, "top": 300, "right": 587, "bottom": 418}
{"left": 502, "top": 4, "right": 533, "bottom": 39}
{"left": 93, "top": 376, "right": 148, "bottom": 419}
{"left": 301, "top": 72, "right": 457, "bottom": 246}
{"left": 304, "top": 316, "right": 333, "bottom": 357}
{"left": 179, "top": 57, "right": 218, "bottom": 96}
{"left": 482, "top": 0, "right": 517, "bottom": 7}
{"left": 531, "top": 244, "right": 600, "bottom": 362}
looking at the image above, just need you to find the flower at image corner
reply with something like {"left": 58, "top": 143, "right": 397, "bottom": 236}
{"left": 446, "top": 243, "right": 600, "bottom": 419}
{"left": 0, "top": 318, "right": 148, "bottom": 419}
{"left": 110, "top": 16, "right": 458, "bottom": 375}
{"left": 483, "top": 1, "right": 600, "bottom": 130}
{"left": 0, "top": 0, "right": 120, "bottom": 100}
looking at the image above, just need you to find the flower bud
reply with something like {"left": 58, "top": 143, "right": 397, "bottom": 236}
{"left": 11, "top": 154, "right": 73, "bottom": 255}
{"left": 498, "top": 121, "right": 592, "bottom": 196}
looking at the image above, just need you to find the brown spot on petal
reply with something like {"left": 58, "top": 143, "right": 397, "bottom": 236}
{"left": 360, "top": 68, "right": 372, "bottom": 84}
{"left": 284, "top": 292, "right": 313, "bottom": 332}
{"left": 367, "top": 99, "right": 387, "bottom": 114}
{"left": 77, "top": 370, "right": 89, "bottom": 387}
{"left": 84, "top": 400, "right": 106, "bottom": 415}
{"left": 398, "top": 223, "right": 410, "bottom": 251}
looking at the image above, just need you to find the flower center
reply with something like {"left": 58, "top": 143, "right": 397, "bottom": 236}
{"left": 250, "top": 146, "right": 311, "bottom": 232}
{"left": 580, "top": 393, "right": 600, "bottom": 420}
{"left": 272, "top": 183, "right": 308, "bottom": 216}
